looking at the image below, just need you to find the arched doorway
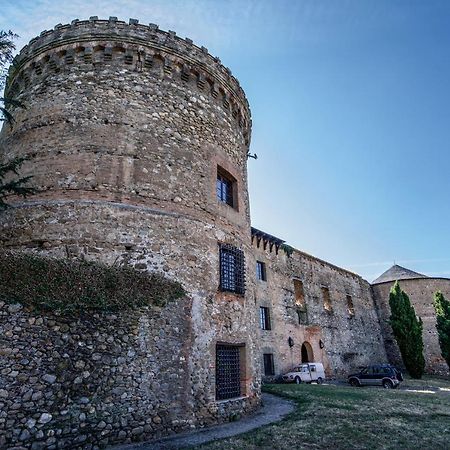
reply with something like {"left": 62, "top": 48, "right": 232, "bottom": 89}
{"left": 301, "top": 341, "right": 314, "bottom": 363}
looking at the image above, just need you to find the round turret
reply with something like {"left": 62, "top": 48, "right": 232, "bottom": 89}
{"left": 1, "top": 16, "right": 252, "bottom": 268}
{"left": 0, "top": 17, "right": 260, "bottom": 439}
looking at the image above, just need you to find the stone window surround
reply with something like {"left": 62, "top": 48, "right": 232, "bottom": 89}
{"left": 216, "top": 166, "right": 237, "bottom": 209}
{"left": 346, "top": 294, "right": 356, "bottom": 317}
{"left": 256, "top": 260, "right": 267, "bottom": 281}
{"left": 321, "top": 285, "right": 332, "bottom": 312}
{"left": 259, "top": 306, "right": 272, "bottom": 330}
{"left": 218, "top": 243, "right": 246, "bottom": 295}
{"left": 210, "top": 152, "right": 241, "bottom": 213}
{"left": 214, "top": 341, "right": 248, "bottom": 401}
{"left": 263, "top": 352, "right": 275, "bottom": 376}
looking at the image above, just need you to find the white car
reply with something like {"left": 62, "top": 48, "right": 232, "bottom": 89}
{"left": 282, "top": 362, "right": 325, "bottom": 384}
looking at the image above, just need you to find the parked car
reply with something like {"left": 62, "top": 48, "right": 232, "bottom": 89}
{"left": 348, "top": 364, "right": 403, "bottom": 389}
{"left": 282, "top": 362, "right": 325, "bottom": 384}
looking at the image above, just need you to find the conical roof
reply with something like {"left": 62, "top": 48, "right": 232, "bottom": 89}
{"left": 372, "top": 264, "right": 427, "bottom": 284}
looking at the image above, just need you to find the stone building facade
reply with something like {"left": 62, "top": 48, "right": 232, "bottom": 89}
{"left": 252, "top": 229, "right": 387, "bottom": 380}
{"left": 0, "top": 16, "right": 448, "bottom": 448}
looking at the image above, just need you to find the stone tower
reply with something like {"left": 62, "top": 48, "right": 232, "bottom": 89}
{"left": 1, "top": 16, "right": 259, "bottom": 434}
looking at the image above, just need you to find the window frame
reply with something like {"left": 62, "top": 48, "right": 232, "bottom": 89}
{"left": 256, "top": 260, "right": 267, "bottom": 281}
{"left": 216, "top": 343, "right": 245, "bottom": 400}
{"left": 259, "top": 306, "right": 272, "bottom": 330}
{"left": 219, "top": 243, "right": 245, "bottom": 295}
{"left": 263, "top": 353, "right": 275, "bottom": 376}
{"left": 321, "top": 286, "right": 332, "bottom": 312}
{"left": 216, "top": 166, "right": 238, "bottom": 210}
{"left": 346, "top": 294, "right": 355, "bottom": 317}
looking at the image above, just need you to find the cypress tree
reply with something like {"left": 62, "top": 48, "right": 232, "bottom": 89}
{"left": 389, "top": 281, "right": 425, "bottom": 378}
{"left": 433, "top": 291, "right": 450, "bottom": 370}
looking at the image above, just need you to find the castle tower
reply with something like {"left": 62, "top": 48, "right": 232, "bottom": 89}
{"left": 0, "top": 17, "right": 259, "bottom": 435}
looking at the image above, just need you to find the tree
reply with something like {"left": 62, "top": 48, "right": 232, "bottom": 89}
{"left": 433, "top": 291, "right": 450, "bottom": 370}
{"left": 0, "top": 30, "right": 35, "bottom": 209}
{"left": 389, "top": 281, "right": 425, "bottom": 378}
{"left": 1, "top": 30, "right": 19, "bottom": 122}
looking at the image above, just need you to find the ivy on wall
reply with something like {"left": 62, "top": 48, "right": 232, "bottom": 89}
{"left": 0, "top": 251, "right": 185, "bottom": 314}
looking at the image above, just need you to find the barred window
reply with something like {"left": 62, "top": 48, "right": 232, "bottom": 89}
{"left": 216, "top": 166, "right": 236, "bottom": 208}
{"left": 256, "top": 261, "right": 267, "bottom": 281}
{"left": 216, "top": 344, "right": 242, "bottom": 400}
{"left": 219, "top": 244, "right": 245, "bottom": 295}
{"left": 260, "top": 306, "right": 271, "bottom": 330}
{"left": 263, "top": 353, "right": 275, "bottom": 376}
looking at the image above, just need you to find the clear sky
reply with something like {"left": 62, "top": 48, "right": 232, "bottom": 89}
{"left": 2, "top": 0, "right": 450, "bottom": 281}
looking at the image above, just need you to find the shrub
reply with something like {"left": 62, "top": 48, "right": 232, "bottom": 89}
{"left": 433, "top": 291, "right": 450, "bottom": 370}
{"left": 389, "top": 281, "right": 425, "bottom": 378}
{"left": 0, "top": 251, "right": 185, "bottom": 314}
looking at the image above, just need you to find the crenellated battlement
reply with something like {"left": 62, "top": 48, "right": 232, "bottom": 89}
{"left": 7, "top": 17, "right": 251, "bottom": 138}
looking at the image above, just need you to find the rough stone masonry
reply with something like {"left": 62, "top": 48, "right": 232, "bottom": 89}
{"left": 0, "top": 16, "right": 448, "bottom": 449}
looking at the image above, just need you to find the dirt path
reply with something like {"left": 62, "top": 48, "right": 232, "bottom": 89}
{"left": 112, "top": 393, "right": 294, "bottom": 450}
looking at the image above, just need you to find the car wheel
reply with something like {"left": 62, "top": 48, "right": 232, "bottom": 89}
{"left": 383, "top": 380, "right": 393, "bottom": 389}
{"left": 295, "top": 376, "right": 302, "bottom": 384}
{"left": 349, "top": 378, "right": 360, "bottom": 387}
{"left": 317, "top": 377, "right": 323, "bottom": 385}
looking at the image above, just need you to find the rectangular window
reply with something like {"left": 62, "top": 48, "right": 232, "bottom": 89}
{"left": 260, "top": 306, "right": 271, "bottom": 330}
{"left": 322, "top": 286, "right": 332, "bottom": 312}
{"left": 256, "top": 261, "right": 266, "bottom": 281}
{"left": 216, "top": 167, "right": 236, "bottom": 208}
{"left": 216, "top": 344, "right": 242, "bottom": 400}
{"left": 297, "top": 308, "right": 308, "bottom": 325}
{"left": 219, "top": 244, "right": 245, "bottom": 295}
{"left": 263, "top": 353, "right": 275, "bottom": 376}
{"left": 293, "top": 279, "right": 305, "bottom": 308}
{"left": 347, "top": 295, "right": 355, "bottom": 317}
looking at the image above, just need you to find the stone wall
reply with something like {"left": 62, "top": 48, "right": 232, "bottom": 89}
{"left": 372, "top": 278, "right": 450, "bottom": 376}
{"left": 253, "top": 241, "right": 387, "bottom": 378}
{"left": 0, "top": 299, "right": 259, "bottom": 449}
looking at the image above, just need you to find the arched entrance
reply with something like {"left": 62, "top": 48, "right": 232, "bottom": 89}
{"left": 301, "top": 341, "right": 314, "bottom": 363}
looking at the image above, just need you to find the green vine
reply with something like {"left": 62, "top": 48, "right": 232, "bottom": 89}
{"left": 0, "top": 251, "right": 185, "bottom": 315}
{"left": 280, "top": 244, "right": 295, "bottom": 257}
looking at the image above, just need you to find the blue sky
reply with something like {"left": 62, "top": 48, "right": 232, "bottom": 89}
{"left": 2, "top": 0, "right": 450, "bottom": 281}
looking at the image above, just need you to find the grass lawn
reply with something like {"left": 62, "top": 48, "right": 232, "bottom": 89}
{"left": 197, "top": 377, "right": 450, "bottom": 450}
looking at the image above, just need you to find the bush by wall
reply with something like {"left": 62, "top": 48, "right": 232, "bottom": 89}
{"left": 0, "top": 251, "right": 185, "bottom": 314}
{"left": 389, "top": 281, "right": 425, "bottom": 379}
{"left": 433, "top": 291, "right": 450, "bottom": 370}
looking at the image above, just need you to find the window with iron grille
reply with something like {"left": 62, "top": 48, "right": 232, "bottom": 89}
{"left": 216, "top": 167, "right": 236, "bottom": 208}
{"left": 263, "top": 353, "right": 275, "bottom": 376}
{"left": 219, "top": 244, "right": 245, "bottom": 295}
{"left": 256, "top": 261, "right": 266, "bottom": 281}
{"left": 260, "top": 306, "right": 271, "bottom": 330}
{"left": 216, "top": 344, "right": 242, "bottom": 400}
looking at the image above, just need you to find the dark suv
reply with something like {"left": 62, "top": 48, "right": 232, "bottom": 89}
{"left": 348, "top": 364, "right": 403, "bottom": 389}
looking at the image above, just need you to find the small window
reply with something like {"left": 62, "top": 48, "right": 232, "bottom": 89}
{"left": 216, "top": 166, "right": 237, "bottom": 209}
{"left": 256, "top": 261, "right": 266, "bottom": 281}
{"left": 293, "top": 279, "right": 305, "bottom": 308}
{"left": 263, "top": 353, "right": 275, "bottom": 376}
{"left": 322, "top": 286, "right": 332, "bottom": 312}
{"left": 219, "top": 244, "right": 245, "bottom": 295}
{"left": 310, "top": 365, "right": 316, "bottom": 372}
{"left": 297, "top": 308, "right": 308, "bottom": 325}
{"left": 347, "top": 295, "right": 355, "bottom": 317}
{"left": 260, "top": 306, "right": 271, "bottom": 330}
